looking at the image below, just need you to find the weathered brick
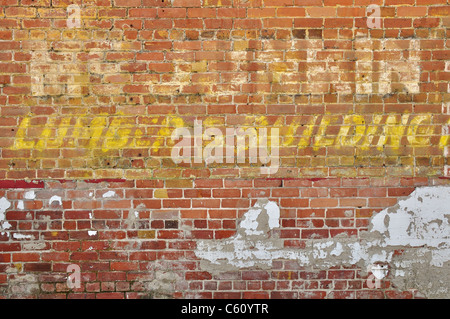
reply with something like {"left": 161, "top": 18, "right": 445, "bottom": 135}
{"left": 0, "top": 0, "right": 447, "bottom": 301}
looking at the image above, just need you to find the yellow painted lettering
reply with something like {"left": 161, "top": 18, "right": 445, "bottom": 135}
{"left": 13, "top": 116, "right": 35, "bottom": 150}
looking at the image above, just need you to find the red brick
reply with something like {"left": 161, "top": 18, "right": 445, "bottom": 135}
{"left": 110, "top": 262, "right": 139, "bottom": 271}
{"left": 129, "top": 8, "right": 157, "bottom": 18}
{"left": 242, "top": 271, "right": 270, "bottom": 280}
{"left": 387, "top": 187, "right": 415, "bottom": 197}
{"left": 12, "top": 253, "right": 40, "bottom": 262}
{"left": 428, "top": 6, "right": 450, "bottom": 16}
{"left": 188, "top": 8, "right": 216, "bottom": 18}
{"left": 278, "top": 8, "right": 305, "bottom": 17}
{"left": 185, "top": 271, "right": 212, "bottom": 280}
{"left": 243, "top": 291, "right": 269, "bottom": 299}
{"left": 0, "top": 180, "right": 44, "bottom": 189}
{"left": 0, "top": 0, "right": 445, "bottom": 301}
{"left": 158, "top": 8, "right": 186, "bottom": 18}
{"left": 328, "top": 270, "right": 355, "bottom": 279}
{"left": 280, "top": 198, "right": 309, "bottom": 207}
{"left": 23, "top": 263, "right": 51, "bottom": 272}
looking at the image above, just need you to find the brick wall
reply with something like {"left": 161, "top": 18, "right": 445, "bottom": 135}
{"left": 0, "top": 0, "right": 449, "bottom": 299}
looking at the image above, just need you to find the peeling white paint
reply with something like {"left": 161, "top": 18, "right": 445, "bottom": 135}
{"left": 49, "top": 195, "right": 62, "bottom": 206}
{"left": 430, "top": 248, "right": 450, "bottom": 267}
{"left": 0, "top": 197, "right": 12, "bottom": 236}
{"left": 23, "top": 242, "right": 46, "bottom": 250}
{"left": 330, "top": 242, "right": 343, "bottom": 257}
{"left": 370, "top": 264, "right": 389, "bottom": 280}
{"left": 196, "top": 187, "right": 450, "bottom": 297}
{"left": 370, "top": 187, "right": 450, "bottom": 248}
{"left": 196, "top": 200, "right": 293, "bottom": 268}
{"left": 17, "top": 200, "right": 24, "bottom": 210}
{"left": 239, "top": 200, "right": 279, "bottom": 236}
{"left": 12, "top": 233, "right": 33, "bottom": 240}
{"left": 102, "top": 191, "right": 116, "bottom": 198}
{"left": 1, "top": 200, "right": 35, "bottom": 240}
{"left": 313, "top": 241, "right": 334, "bottom": 259}
{"left": 88, "top": 230, "right": 97, "bottom": 236}
{"left": 0, "top": 197, "right": 11, "bottom": 220}
{"left": 197, "top": 188, "right": 450, "bottom": 266}
{"left": 2, "top": 221, "right": 12, "bottom": 229}
{"left": 24, "top": 191, "right": 36, "bottom": 200}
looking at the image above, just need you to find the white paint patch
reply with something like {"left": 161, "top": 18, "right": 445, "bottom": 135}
{"left": 102, "top": 191, "right": 116, "bottom": 198}
{"left": 24, "top": 191, "right": 36, "bottom": 200}
{"left": 12, "top": 233, "right": 33, "bottom": 240}
{"left": 239, "top": 200, "right": 280, "bottom": 236}
{"left": 23, "top": 242, "right": 46, "bottom": 250}
{"left": 88, "top": 230, "right": 97, "bottom": 236}
{"left": 196, "top": 200, "right": 298, "bottom": 268}
{"left": 370, "top": 264, "right": 389, "bottom": 279}
{"left": 429, "top": 248, "right": 450, "bottom": 267}
{"left": 370, "top": 187, "right": 450, "bottom": 248}
{"left": 330, "top": 242, "right": 343, "bottom": 257}
{"left": 313, "top": 241, "right": 334, "bottom": 259}
{"left": 0, "top": 197, "right": 11, "bottom": 220}
{"left": 49, "top": 195, "right": 62, "bottom": 206}
{"left": 17, "top": 201, "right": 24, "bottom": 210}
{"left": 2, "top": 221, "right": 12, "bottom": 229}
{"left": 0, "top": 197, "right": 12, "bottom": 236}
{"left": 196, "top": 187, "right": 450, "bottom": 283}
